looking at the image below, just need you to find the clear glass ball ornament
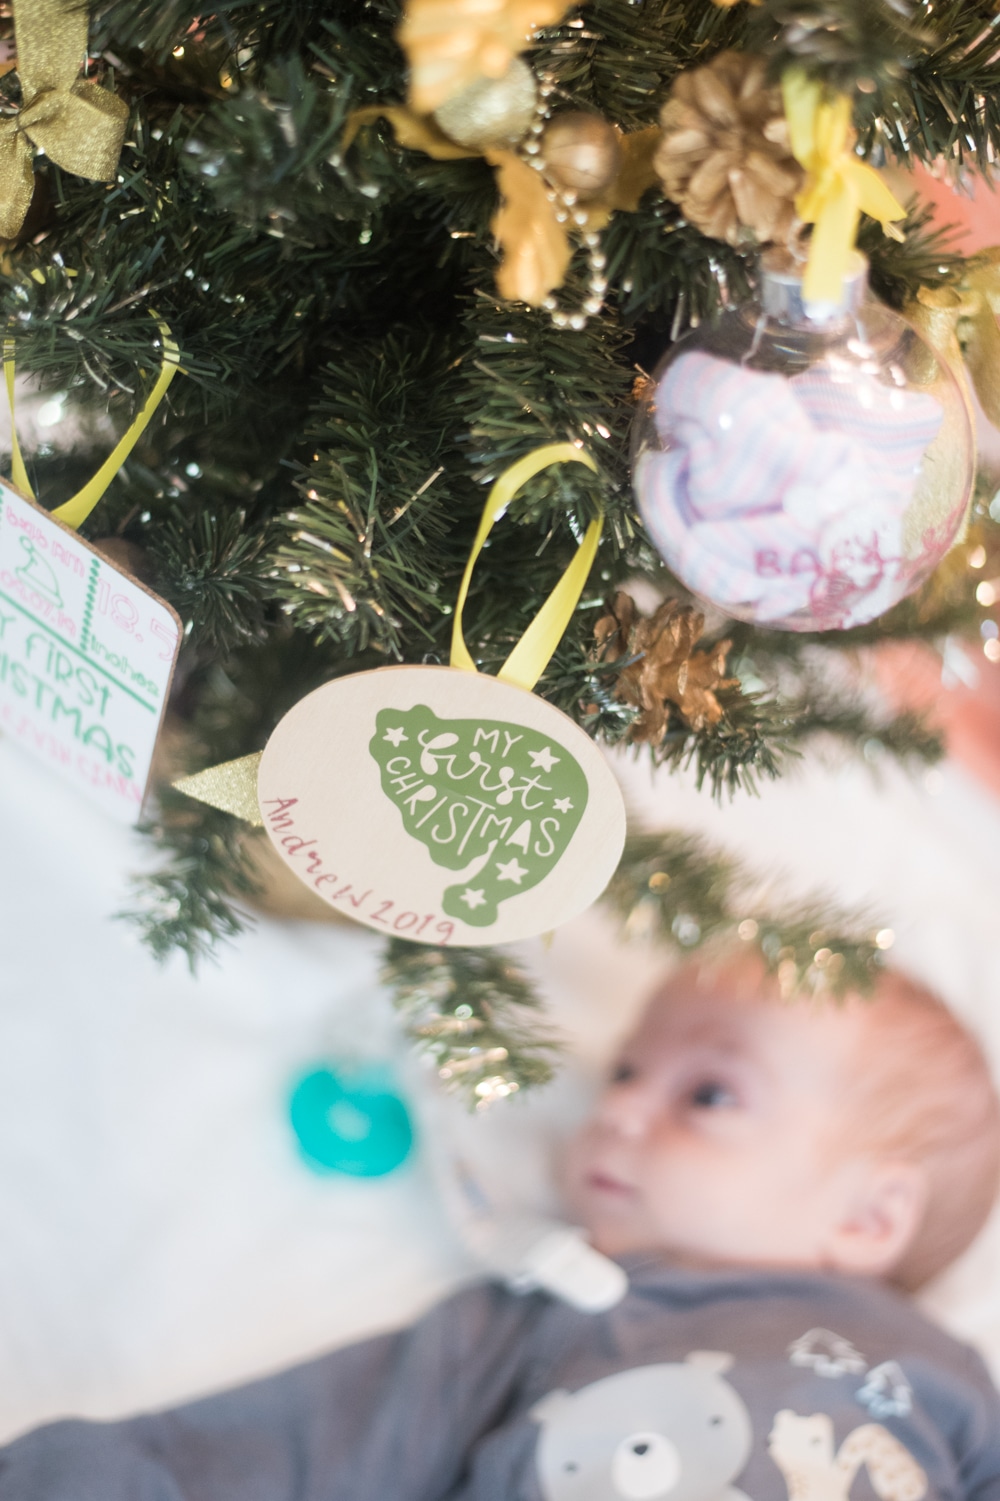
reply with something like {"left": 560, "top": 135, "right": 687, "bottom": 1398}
{"left": 631, "top": 251, "right": 974, "bottom": 631}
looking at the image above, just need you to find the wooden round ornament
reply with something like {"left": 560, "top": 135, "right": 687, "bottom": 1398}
{"left": 257, "top": 664, "right": 627, "bottom": 947}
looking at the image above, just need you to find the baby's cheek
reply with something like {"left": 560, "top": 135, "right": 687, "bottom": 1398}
{"left": 641, "top": 1143, "right": 750, "bottom": 1219}
{"left": 559, "top": 1131, "right": 596, "bottom": 1208}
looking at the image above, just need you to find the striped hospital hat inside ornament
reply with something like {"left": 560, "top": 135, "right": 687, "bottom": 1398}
{"left": 631, "top": 251, "right": 973, "bottom": 632}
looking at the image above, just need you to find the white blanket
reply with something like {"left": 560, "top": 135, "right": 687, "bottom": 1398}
{"left": 2, "top": 733, "right": 999, "bottom": 1443}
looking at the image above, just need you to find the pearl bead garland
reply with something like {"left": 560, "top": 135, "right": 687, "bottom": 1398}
{"left": 517, "top": 72, "right": 609, "bottom": 332}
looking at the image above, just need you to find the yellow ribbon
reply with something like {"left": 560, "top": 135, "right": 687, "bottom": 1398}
{"left": 782, "top": 69, "right": 906, "bottom": 308}
{"left": 450, "top": 442, "right": 601, "bottom": 691}
{"left": 4, "top": 316, "right": 180, "bottom": 529}
{"left": 177, "top": 443, "right": 603, "bottom": 821}
{"left": 0, "top": 0, "right": 129, "bottom": 240}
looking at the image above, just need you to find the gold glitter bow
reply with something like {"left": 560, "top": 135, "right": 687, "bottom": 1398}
{"left": 0, "top": 0, "right": 129, "bottom": 239}
{"left": 906, "top": 249, "right": 1000, "bottom": 432}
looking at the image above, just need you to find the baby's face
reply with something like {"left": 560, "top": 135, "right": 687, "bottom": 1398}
{"left": 565, "top": 969, "right": 875, "bottom": 1271}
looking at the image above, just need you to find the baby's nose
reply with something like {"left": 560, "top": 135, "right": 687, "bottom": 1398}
{"left": 597, "top": 1080, "right": 658, "bottom": 1139}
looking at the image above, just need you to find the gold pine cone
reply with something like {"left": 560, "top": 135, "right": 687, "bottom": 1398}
{"left": 593, "top": 592, "right": 738, "bottom": 741}
{"left": 654, "top": 50, "right": 803, "bottom": 246}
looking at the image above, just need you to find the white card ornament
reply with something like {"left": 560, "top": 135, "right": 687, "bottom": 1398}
{"left": 178, "top": 444, "right": 628, "bottom": 946}
{"left": 0, "top": 324, "right": 181, "bottom": 821}
{"left": 0, "top": 483, "right": 181, "bottom": 820}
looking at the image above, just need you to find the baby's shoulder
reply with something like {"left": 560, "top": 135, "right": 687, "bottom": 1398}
{"left": 610, "top": 1264, "right": 999, "bottom": 1424}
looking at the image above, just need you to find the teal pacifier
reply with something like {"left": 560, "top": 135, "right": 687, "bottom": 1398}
{"left": 289, "top": 1065, "right": 414, "bottom": 1177}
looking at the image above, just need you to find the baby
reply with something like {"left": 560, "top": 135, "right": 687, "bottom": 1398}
{"left": 3, "top": 953, "right": 1000, "bottom": 1501}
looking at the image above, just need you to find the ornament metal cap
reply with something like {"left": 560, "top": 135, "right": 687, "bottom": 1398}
{"left": 760, "top": 247, "right": 868, "bottom": 326}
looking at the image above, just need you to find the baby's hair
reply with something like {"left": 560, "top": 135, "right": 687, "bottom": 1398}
{"left": 839, "top": 969, "right": 1000, "bottom": 1290}
{"left": 676, "top": 948, "right": 1000, "bottom": 1289}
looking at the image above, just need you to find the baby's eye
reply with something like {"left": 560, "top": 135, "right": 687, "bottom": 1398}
{"left": 688, "top": 1079, "right": 738, "bottom": 1109}
{"left": 610, "top": 1061, "right": 637, "bottom": 1084}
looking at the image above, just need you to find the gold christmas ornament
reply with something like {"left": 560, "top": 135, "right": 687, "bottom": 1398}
{"left": 593, "top": 592, "right": 737, "bottom": 740}
{"left": 342, "top": 102, "right": 661, "bottom": 314}
{"left": 655, "top": 50, "right": 803, "bottom": 246}
{"left": 433, "top": 58, "right": 538, "bottom": 150}
{"left": 398, "top": 0, "right": 572, "bottom": 116}
{"left": 541, "top": 112, "right": 622, "bottom": 201}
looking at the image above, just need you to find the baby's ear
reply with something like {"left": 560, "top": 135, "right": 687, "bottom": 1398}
{"left": 827, "top": 1161, "right": 929, "bottom": 1278}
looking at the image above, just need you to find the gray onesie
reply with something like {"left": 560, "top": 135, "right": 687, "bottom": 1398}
{"left": 2, "top": 1259, "right": 1000, "bottom": 1501}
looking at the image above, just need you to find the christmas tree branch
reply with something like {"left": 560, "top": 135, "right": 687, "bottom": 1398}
{"left": 603, "top": 829, "right": 887, "bottom": 996}
{"left": 38, "top": 0, "right": 998, "bottom": 1095}
{"left": 122, "top": 793, "right": 263, "bottom": 968}
{"left": 381, "top": 941, "right": 561, "bottom": 1105}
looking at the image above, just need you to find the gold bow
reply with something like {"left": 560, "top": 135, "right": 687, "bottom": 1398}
{"left": 782, "top": 68, "right": 906, "bottom": 307}
{"left": 907, "top": 249, "right": 1000, "bottom": 432}
{"left": 893, "top": 250, "right": 1000, "bottom": 552}
{"left": 0, "top": 0, "right": 129, "bottom": 240}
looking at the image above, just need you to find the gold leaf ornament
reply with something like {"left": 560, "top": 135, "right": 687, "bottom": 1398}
{"left": 577, "top": 124, "right": 661, "bottom": 233}
{"left": 608, "top": 126, "right": 662, "bottom": 213}
{"left": 342, "top": 106, "right": 659, "bottom": 303}
{"left": 348, "top": 0, "right": 662, "bottom": 314}
{"left": 486, "top": 122, "right": 662, "bottom": 304}
{"left": 0, "top": 0, "right": 129, "bottom": 239}
{"left": 341, "top": 110, "right": 569, "bottom": 305}
{"left": 398, "top": 0, "right": 573, "bottom": 115}
{"left": 486, "top": 146, "right": 571, "bottom": 305}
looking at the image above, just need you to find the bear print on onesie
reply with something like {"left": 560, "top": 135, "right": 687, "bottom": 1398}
{"left": 532, "top": 1353, "right": 753, "bottom": 1501}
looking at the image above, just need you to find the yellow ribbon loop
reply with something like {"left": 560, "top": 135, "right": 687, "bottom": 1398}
{"left": 0, "top": 0, "right": 129, "bottom": 240}
{"left": 782, "top": 68, "right": 906, "bottom": 308}
{"left": 177, "top": 444, "right": 603, "bottom": 822}
{"left": 4, "top": 316, "right": 180, "bottom": 529}
{"left": 451, "top": 442, "right": 602, "bottom": 692}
